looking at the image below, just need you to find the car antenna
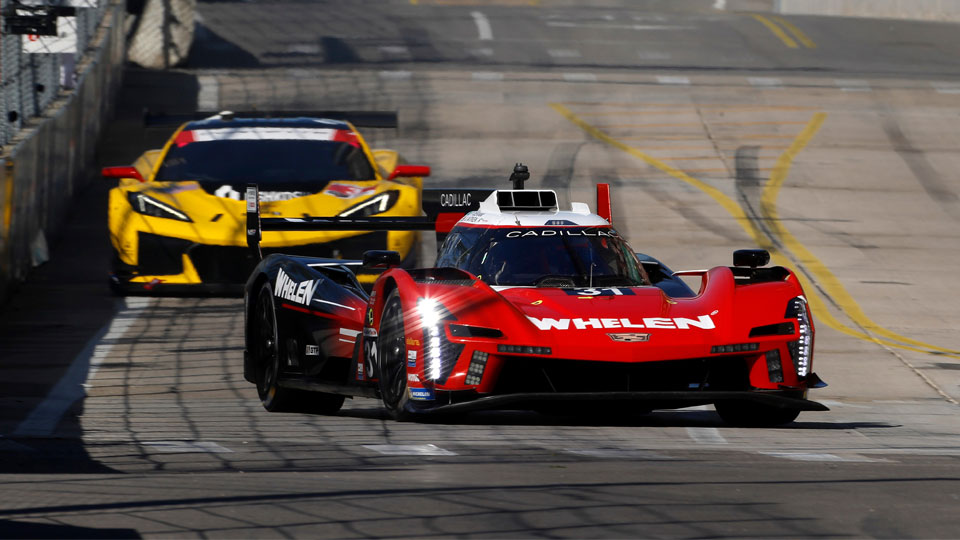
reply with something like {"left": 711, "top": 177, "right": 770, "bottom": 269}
{"left": 509, "top": 163, "right": 529, "bottom": 190}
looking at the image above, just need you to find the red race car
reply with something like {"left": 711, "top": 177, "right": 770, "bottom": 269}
{"left": 242, "top": 165, "right": 827, "bottom": 426}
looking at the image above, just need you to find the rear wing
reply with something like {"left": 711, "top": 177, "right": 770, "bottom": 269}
{"left": 244, "top": 184, "right": 494, "bottom": 260}
{"left": 144, "top": 110, "right": 399, "bottom": 128}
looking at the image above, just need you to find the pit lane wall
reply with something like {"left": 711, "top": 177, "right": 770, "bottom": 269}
{"left": 774, "top": 0, "right": 960, "bottom": 23}
{"left": 0, "top": 1, "right": 126, "bottom": 303}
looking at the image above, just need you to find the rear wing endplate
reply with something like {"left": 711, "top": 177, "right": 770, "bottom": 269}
{"left": 245, "top": 184, "right": 494, "bottom": 260}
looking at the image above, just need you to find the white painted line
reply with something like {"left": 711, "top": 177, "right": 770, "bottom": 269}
{"left": 749, "top": 77, "right": 783, "bottom": 88}
{"left": 286, "top": 43, "right": 321, "bottom": 55}
{"left": 379, "top": 70, "right": 412, "bottom": 80}
{"left": 472, "top": 71, "right": 504, "bottom": 81}
{"left": 638, "top": 51, "right": 671, "bottom": 60}
{"left": 471, "top": 11, "right": 493, "bottom": 41}
{"left": 379, "top": 45, "right": 410, "bottom": 56}
{"left": 563, "top": 73, "right": 597, "bottom": 82}
{"left": 564, "top": 448, "right": 675, "bottom": 460}
{"left": 932, "top": 82, "right": 960, "bottom": 94}
{"left": 549, "top": 49, "right": 581, "bottom": 58}
{"left": 686, "top": 427, "right": 728, "bottom": 445}
{"left": 546, "top": 21, "right": 692, "bottom": 31}
{"left": 657, "top": 75, "right": 691, "bottom": 85}
{"left": 13, "top": 298, "right": 154, "bottom": 437}
{"left": 363, "top": 444, "right": 457, "bottom": 456}
{"left": 197, "top": 75, "right": 219, "bottom": 111}
{"left": 469, "top": 47, "right": 494, "bottom": 57}
{"left": 835, "top": 79, "right": 871, "bottom": 92}
{"left": 760, "top": 452, "right": 882, "bottom": 463}
{"left": 143, "top": 441, "right": 234, "bottom": 454}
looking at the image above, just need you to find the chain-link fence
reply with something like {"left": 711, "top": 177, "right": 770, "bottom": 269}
{"left": 1, "top": 1, "right": 110, "bottom": 148}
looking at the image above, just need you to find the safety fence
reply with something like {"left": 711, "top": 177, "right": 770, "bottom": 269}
{"left": 0, "top": 0, "right": 125, "bottom": 301}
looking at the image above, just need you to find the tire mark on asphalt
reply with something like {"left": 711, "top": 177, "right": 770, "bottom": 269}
{"left": 881, "top": 113, "right": 960, "bottom": 223}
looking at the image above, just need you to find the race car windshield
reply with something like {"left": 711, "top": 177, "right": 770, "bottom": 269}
{"left": 437, "top": 226, "right": 648, "bottom": 287}
{"left": 155, "top": 139, "right": 376, "bottom": 184}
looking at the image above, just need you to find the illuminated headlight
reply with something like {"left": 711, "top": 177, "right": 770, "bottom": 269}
{"left": 338, "top": 190, "right": 399, "bottom": 217}
{"left": 418, "top": 298, "right": 443, "bottom": 380}
{"left": 127, "top": 192, "right": 192, "bottom": 222}
{"left": 785, "top": 297, "right": 814, "bottom": 377}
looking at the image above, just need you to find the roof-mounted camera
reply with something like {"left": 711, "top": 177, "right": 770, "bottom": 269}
{"left": 509, "top": 163, "right": 529, "bottom": 190}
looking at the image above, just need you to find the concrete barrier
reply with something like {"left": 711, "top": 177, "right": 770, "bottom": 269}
{"left": 0, "top": 1, "right": 126, "bottom": 303}
{"left": 775, "top": 0, "right": 960, "bottom": 23}
{"left": 127, "top": 0, "right": 197, "bottom": 69}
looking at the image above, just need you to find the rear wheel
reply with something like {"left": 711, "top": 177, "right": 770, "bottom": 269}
{"left": 378, "top": 289, "right": 415, "bottom": 420}
{"left": 714, "top": 400, "right": 801, "bottom": 427}
{"left": 253, "top": 282, "right": 294, "bottom": 411}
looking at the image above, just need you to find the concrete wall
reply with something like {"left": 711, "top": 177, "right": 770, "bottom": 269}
{"left": 776, "top": 0, "right": 960, "bottom": 23}
{"left": 0, "top": 1, "right": 126, "bottom": 302}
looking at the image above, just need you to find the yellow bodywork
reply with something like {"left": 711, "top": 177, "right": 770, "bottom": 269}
{"left": 107, "top": 121, "right": 424, "bottom": 288}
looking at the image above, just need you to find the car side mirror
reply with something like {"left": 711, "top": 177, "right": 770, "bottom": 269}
{"left": 102, "top": 166, "right": 144, "bottom": 182}
{"left": 733, "top": 249, "right": 770, "bottom": 268}
{"left": 363, "top": 250, "right": 401, "bottom": 268}
{"left": 389, "top": 164, "right": 431, "bottom": 180}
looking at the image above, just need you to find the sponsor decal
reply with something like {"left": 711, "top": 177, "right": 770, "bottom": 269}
{"left": 323, "top": 183, "right": 377, "bottom": 199}
{"left": 364, "top": 338, "right": 377, "bottom": 379}
{"left": 215, "top": 184, "right": 308, "bottom": 201}
{"left": 504, "top": 228, "right": 619, "bottom": 238}
{"left": 531, "top": 300, "right": 543, "bottom": 305}
{"left": 356, "top": 360, "right": 364, "bottom": 380}
{"left": 305, "top": 345, "right": 320, "bottom": 356}
{"left": 366, "top": 308, "right": 374, "bottom": 325}
{"left": 527, "top": 315, "right": 715, "bottom": 331}
{"left": 440, "top": 192, "right": 472, "bottom": 207}
{"left": 459, "top": 212, "right": 483, "bottom": 223}
{"left": 405, "top": 338, "right": 421, "bottom": 346}
{"left": 409, "top": 387, "right": 435, "bottom": 401}
{"left": 178, "top": 127, "right": 338, "bottom": 147}
{"left": 408, "top": 373, "right": 420, "bottom": 383}
{"left": 563, "top": 287, "right": 635, "bottom": 296}
{"left": 275, "top": 268, "right": 319, "bottom": 305}
{"left": 407, "top": 349, "right": 417, "bottom": 367}
{"left": 608, "top": 333, "right": 651, "bottom": 343}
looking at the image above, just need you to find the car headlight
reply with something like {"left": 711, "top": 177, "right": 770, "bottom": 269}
{"left": 785, "top": 296, "right": 814, "bottom": 377}
{"left": 127, "top": 192, "right": 192, "bottom": 222}
{"left": 338, "top": 190, "right": 399, "bottom": 218}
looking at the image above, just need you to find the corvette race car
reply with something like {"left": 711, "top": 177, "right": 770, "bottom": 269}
{"left": 241, "top": 166, "right": 827, "bottom": 425}
{"left": 103, "top": 111, "right": 430, "bottom": 294}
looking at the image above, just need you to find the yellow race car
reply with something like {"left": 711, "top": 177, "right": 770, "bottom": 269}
{"left": 103, "top": 111, "right": 430, "bottom": 294}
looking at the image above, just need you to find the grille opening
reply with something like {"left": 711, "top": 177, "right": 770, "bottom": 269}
{"left": 493, "top": 356, "right": 751, "bottom": 395}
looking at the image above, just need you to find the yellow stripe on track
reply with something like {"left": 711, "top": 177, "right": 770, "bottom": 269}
{"left": 552, "top": 103, "right": 960, "bottom": 365}
{"left": 772, "top": 15, "right": 817, "bottom": 49}
{"left": 751, "top": 14, "right": 798, "bottom": 49}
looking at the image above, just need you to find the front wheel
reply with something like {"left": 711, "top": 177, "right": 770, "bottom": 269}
{"left": 714, "top": 400, "right": 801, "bottom": 427}
{"left": 377, "top": 289, "right": 416, "bottom": 420}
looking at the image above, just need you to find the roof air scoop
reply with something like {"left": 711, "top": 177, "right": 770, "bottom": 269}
{"left": 495, "top": 190, "right": 558, "bottom": 211}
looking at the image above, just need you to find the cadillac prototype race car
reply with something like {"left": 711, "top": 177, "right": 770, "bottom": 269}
{"left": 103, "top": 111, "right": 430, "bottom": 294}
{"left": 242, "top": 166, "right": 827, "bottom": 426}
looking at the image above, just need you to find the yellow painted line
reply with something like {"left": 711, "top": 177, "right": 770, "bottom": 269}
{"left": 551, "top": 103, "right": 762, "bottom": 244}
{"left": 602, "top": 121, "right": 809, "bottom": 129}
{"left": 751, "top": 14, "right": 798, "bottom": 49}
{"left": 577, "top": 106, "right": 818, "bottom": 116}
{"left": 761, "top": 115, "right": 959, "bottom": 359}
{"left": 683, "top": 168, "right": 772, "bottom": 173}
{"left": 553, "top": 103, "right": 960, "bottom": 365}
{"left": 563, "top": 102, "right": 818, "bottom": 110}
{"left": 772, "top": 15, "right": 816, "bottom": 49}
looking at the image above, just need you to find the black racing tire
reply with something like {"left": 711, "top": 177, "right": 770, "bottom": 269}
{"left": 377, "top": 289, "right": 416, "bottom": 420}
{"left": 252, "top": 281, "right": 297, "bottom": 412}
{"left": 714, "top": 400, "right": 801, "bottom": 427}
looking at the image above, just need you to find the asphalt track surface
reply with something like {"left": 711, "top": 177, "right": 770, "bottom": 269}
{"left": 2, "top": 1, "right": 960, "bottom": 537}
